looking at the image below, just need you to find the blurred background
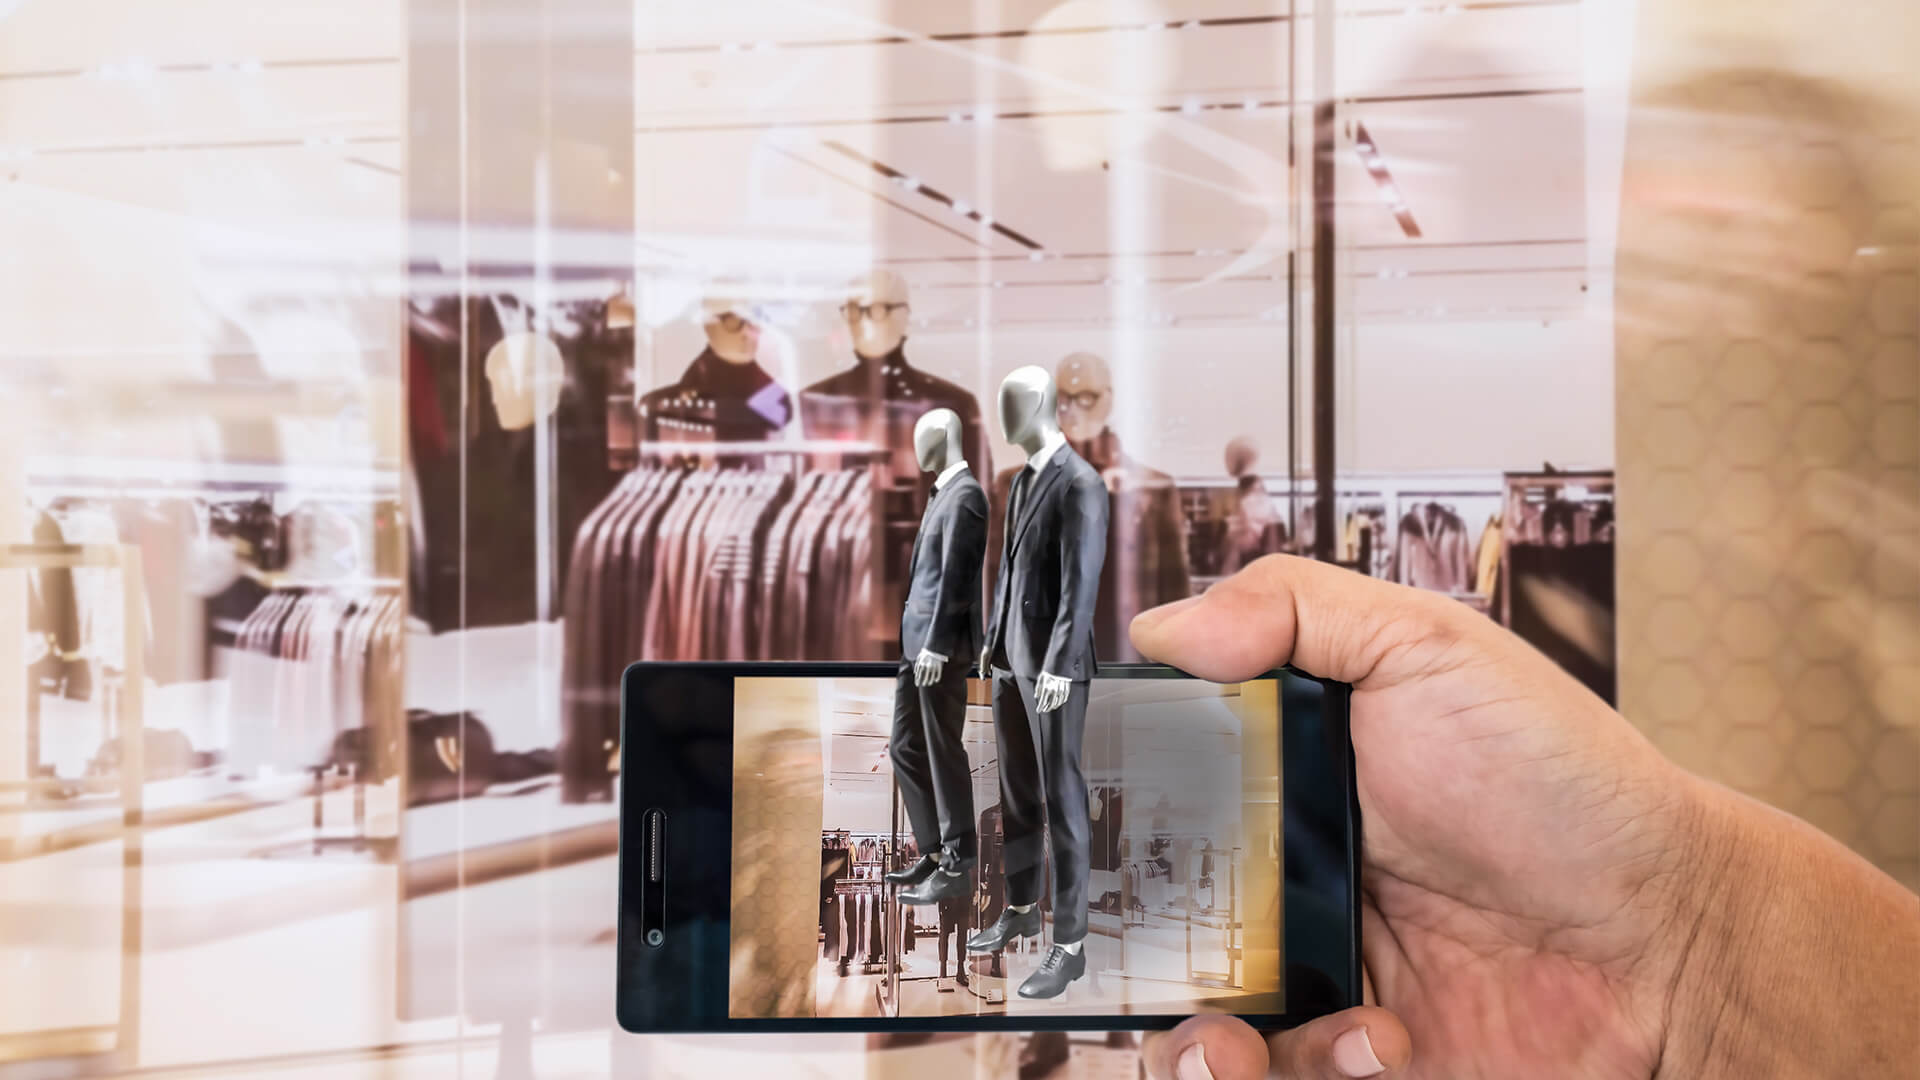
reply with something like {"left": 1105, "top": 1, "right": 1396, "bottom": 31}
{"left": 0, "top": 0, "right": 1912, "bottom": 1077}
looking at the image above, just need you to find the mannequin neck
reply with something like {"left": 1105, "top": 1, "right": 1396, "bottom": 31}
{"left": 853, "top": 342, "right": 908, "bottom": 369}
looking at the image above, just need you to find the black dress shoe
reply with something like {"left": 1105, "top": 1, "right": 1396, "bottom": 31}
{"left": 897, "top": 861, "right": 972, "bottom": 905}
{"left": 966, "top": 905, "right": 1041, "bottom": 953}
{"left": 1017, "top": 944, "right": 1086, "bottom": 999}
{"left": 884, "top": 855, "right": 939, "bottom": 886}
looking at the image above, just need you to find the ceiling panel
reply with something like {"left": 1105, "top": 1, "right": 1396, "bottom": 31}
{"left": 0, "top": 0, "right": 401, "bottom": 72}
{"left": 637, "top": 0, "right": 1287, "bottom": 53}
{"left": 0, "top": 64, "right": 400, "bottom": 148}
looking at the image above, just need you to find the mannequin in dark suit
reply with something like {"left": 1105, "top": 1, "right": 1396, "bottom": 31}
{"left": 968, "top": 365, "right": 1109, "bottom": 1000}
{"left": 890, "top": 409, "right": 988, "bottom": 905}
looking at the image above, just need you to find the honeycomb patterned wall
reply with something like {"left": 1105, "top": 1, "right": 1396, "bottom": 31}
{"left": 1617, "top": 3, "right": 1919, "bottom": 892}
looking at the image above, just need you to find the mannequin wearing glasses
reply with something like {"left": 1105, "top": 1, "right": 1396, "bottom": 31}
{"left": 984, "top": 352, "right": 1191, "bottom": 663}
{"left": 637, "top": 296, "right": 793, "bottom": 443}
{"left": 799, "top": 271, "right": 993, "bottom": 653}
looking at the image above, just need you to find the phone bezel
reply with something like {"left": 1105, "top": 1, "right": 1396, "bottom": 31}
{"left": 616, "top": 661, "right": 1360, "bottom": 1034}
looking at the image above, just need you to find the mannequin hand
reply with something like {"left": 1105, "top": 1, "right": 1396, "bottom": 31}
{"left": 1131, "top": 555, "right": 1920, "bottom": 1080}
{"left": 978, "top": 649, "right": 991, "bottom": 679}
{"left": 913, "top": 649, "right": 945, "bottom": 687}
{"left": 1035, "top": 672, "right": 1071, "bottom": 713}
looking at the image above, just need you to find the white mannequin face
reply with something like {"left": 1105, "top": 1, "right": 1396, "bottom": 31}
{"left": 844, "top": 270, "right": 911, "bottom": 360}
{"left": 913, "top": 408, "right": 962, "bottom": 473}
{"left": 484, "top": 332, "right": 566, "bottom": 431}
{"left": 998, "top": 365, "right": 1059, "bottom": 451}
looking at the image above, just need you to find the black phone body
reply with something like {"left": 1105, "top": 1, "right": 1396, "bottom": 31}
{"left": 616, "top": 661, "right": 1359, "bottom": 1034}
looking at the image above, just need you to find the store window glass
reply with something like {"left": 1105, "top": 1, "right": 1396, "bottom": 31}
{"left": 3, "top": 0, "right": 1914, "bottom": 1077}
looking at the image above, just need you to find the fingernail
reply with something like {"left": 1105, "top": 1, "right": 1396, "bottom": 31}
{"left": 1175, "top": 1043, "right": 1214, "bottom": 1080}
{"left": 1331, "top": 1027, "right": 1385, "bottom": 1077}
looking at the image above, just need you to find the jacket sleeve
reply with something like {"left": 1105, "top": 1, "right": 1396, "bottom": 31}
{"left": 924, "top": 486, "right": 987, "bottom": 660}
{"left": 1044, "top": 472, "right": 1110, "bottom": 679}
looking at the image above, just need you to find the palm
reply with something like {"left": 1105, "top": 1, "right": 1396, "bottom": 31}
{"left": 1347, "top": 625, "right": 1682, "bottom": 1078}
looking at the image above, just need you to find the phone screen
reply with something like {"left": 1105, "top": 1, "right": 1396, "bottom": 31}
{"left": 617, "top": 663, "right": 1356, "bottom": 1033}
{"left": 730, "top": 673, "right": 1283, "bottom": 1020}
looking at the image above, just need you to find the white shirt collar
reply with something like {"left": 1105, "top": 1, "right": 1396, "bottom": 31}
{"left": 1023, "top": 431, "right": 1067, "bottom": 475}
{"left": 934, "top": 460, "right": 970, "bottom": 491}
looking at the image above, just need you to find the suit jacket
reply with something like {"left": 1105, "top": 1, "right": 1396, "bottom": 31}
{"left": 984, "top": 444, "right": 1109, "bottom": 681}
{"left": 1392, "top": 503, "right": 1473, "bottom": 593}
{"left": 901, "top": 470, "right": 989, "bottom": 662}
{"left": 984, "top": 429, "right": 1191, "bottom": 663}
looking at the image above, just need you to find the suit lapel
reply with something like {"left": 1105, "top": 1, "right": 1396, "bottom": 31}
{"left": 908, "top": 481, "right": 945, "bottom": 583}
{"left": 1010, "top": 453, "right": 1069, "bottom": 558}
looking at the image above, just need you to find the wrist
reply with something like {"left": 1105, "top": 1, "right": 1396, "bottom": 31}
{"left": 1653, "top": 776, "right": 1920, "bottom": 1078}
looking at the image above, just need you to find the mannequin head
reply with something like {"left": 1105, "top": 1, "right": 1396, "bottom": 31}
{"left": 913, "top": 408, "right": 963, "bottom": 474}
{"left": 843, "top": 270, "right": 911, "bottom": 360}
{"left": 998, "top": 365, "right": 1060, "bottom": 454}
{"left": 1054, "top": 351, "right": 1113, "bottom": 443}
{"left": 700, "top": 294, "right": 761, "bottom": 364}
{"left": 483, "top": 331, "right": 566, "bottom": 431}
{"left": 1224, "top": 436, "right": 1259, "bottom": 479}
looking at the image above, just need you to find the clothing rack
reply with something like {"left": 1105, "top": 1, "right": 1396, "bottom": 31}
{"left": 1499, "top": 470, "right": 1617, "bottom": 704}
{"left": 228, "top": 582, "right": 404, "bottom": 779}
{"left": 0, "top": 543, "right": 147, "bottom": 1067}
{"left": 558, "top": 447, "right": 887, "bottom": 802}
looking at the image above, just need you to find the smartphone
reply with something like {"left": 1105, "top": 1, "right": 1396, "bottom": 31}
{"left": 616, "top": 662, "right": 1359, "bottom": 1034}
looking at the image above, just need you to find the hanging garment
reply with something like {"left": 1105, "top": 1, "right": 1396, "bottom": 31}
{"left": 1474, "top": 514, "right": 1503, "bottom": 596}
{"left": 232, "top": 589, "right": 403, "bottom": 776}
{"left": 558, "top": 461, "right": 874, "bottom": 801}
{"left": 1392, "top": 503, "right": 1474, "bottom": 592}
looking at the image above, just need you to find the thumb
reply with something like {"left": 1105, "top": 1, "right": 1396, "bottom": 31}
{"left": 1268, "top": 1007, "right": 1412, "bottom": 1078}
{"left": 1141, "top": 1008, "right": 1411, "bottom": 1079}
{"left": 1130, "top": 554, "right": 1486, "bottom": 690}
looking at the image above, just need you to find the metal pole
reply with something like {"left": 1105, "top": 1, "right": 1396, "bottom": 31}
{"left": 1311, "top": 0, "right": 1338, "bottom": 564}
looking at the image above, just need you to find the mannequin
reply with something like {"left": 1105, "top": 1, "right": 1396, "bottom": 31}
{"left": 967, "top": 366, "right": 1109, "bottom": 1000}
{"left": 410, "top": 294, "right": 619, "bottom": 631}
{"left": 889, "top": 408, "right": 989, "bottom": 906}
{"left": 638, "top": 294, "right": 792, "bottom": 442}
{"left": 799, "top": 272, "right": 993, "bottom": 652}
{"left": 984, "top": 352, "right": 1191, "bottom": 663}
{"left": 483, "top": 331, "right": 566, "bottom": 432}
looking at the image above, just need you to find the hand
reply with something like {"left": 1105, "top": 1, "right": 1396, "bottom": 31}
{"left": 1129, "top": 555, "right": 1920, "bottom": 1079}
{"left": 978, "top": 648, "right": 991, "bottom": 679}
{"left": 913, "top": 649, "right": 945, "bottom": 687}
{"left": 1035, "top": 671, "right": 1070, "bottom": 713}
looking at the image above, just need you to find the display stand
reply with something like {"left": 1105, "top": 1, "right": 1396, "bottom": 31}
{"left": 0, "top": 543, "right": 145, "bottom": 1069}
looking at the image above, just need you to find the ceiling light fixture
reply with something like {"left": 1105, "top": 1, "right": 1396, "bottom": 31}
{"left": 1354, "top": 122, "right": 1422, "bottom": 239}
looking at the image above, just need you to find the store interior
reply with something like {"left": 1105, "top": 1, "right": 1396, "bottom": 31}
{"left": 4, "top": 0, "right": 1914, "bottom": 1077}
{"left": 778, "top": 676, "right": 1278, "bottom": 1020}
